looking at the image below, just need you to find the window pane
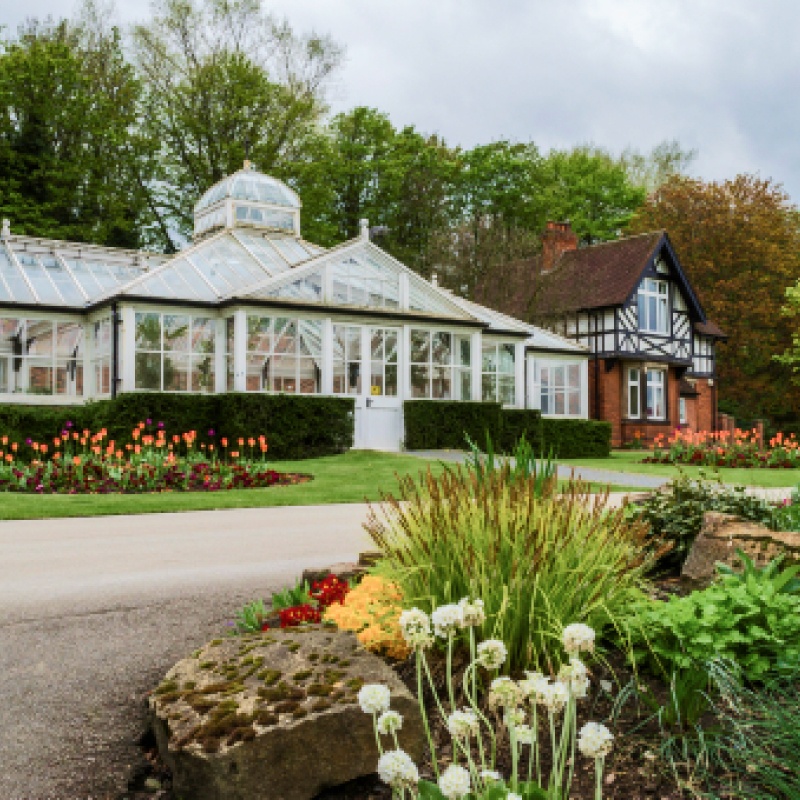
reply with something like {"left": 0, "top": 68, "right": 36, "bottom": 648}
{"left": 333, "top": 360, "right": 346, "bottom": 395}
{"left": 499, "top": 375, "right": 515, "bottom": 406}
{"left": 163, "top": 315, "right": 190, "bottom": 352}
{"left": 298, "top": 358, "right": 319, "bottom": 394}
{"left": 385, "top": 364, "right": 398, "bottom": 397}
{"left": 274, "top": 318, "right": 296, "bottom": 354}
{"left": 648, "top": 297, "right": 657, "bottom": 329}
{"left": 94, "top": 358, "right": 111, "bottom": 394}
{"left": 298, "top": 320, "right": 322, "bottom": 358}
{"left": 385, "top": 331, "right": 398, "bottom": 364}
{"left": 371, "top": 330, "right": 384, "bottom": 361}
{"left": 482, "top": 373, "right": 496, "bottom": 403}
{"left": 226, "top": 317, "right": 235, "bottom": 354}
{"left": 568, "top": 390, "right": 580, "bottom": 415}
{"left": 136, "top": 313, "right": 161, "bottom": 351}
{"left": 568, "top": 364, "right": 580, "bottom": 388}
{"left": 554, "top": 391, "right": 565, "bottom": 415}
{"left": 370, "top": 362, "right": 384, "bottom": 396}
{"left": 272, "top": 354, "right": 297, "bottom": 393}
{"left": 26, "top": 360, "right": 53, "bottom": 394}
{"left": 346, "top": 327, "right": 361, "bottom": 361}
{"left": 191, "top": 356, "right": 215, "bottom": 393}
{"left": 346, "top": 360, "right": 361, "bottom": 395}
{"left": 135, "top": 352, "right": 161, "bottom": 390}
{"left": 0, "top": 357, "right": 8, "bottom": 392}
{"left": 541, "top": 389, "right": 550, "bottom": 414}
{"left": 56, "top": 361, "right": 83, "bottom": 395}
{"left": 25, "top": 320, "right": 53, "bottom": 357}
{"left": 56, "top": 322, "right": 83, "bottom": 358}
{"left": 411, "top": 364, "right": 430, "bottom": 397}
{"left": 456, "top": 369, "right": 471, "bottom": 401}
{"left": 554, "top": 366, "right": 565, "bottom": 388}
{"left": 226, "top": 355, "right": 234, "bottom": 390}
{"left": 246, "top": 354, "right": 268, "bottom": 391}
{"left": 629, "top": 384, "right": 639, "bottom": 417}
{"left": 456, "top": 335, "right": 471, "bottom": 367}
{"left": 411, "top": 330, "right": 430, "bottom": 363}
{"left": 499, "top": 344, "right": 515, "bottom": 374}
{"left": 192, "top": 318, "right": 216, "bottom": 355}
{"left": 164, "top": 353, "right": 189, "bottom": 391}
{"left": 247, "top": 316, "right": 271, "bottom": 352}
{"left": 432, "top": 366, "right": 452, "bottom": 399}
{"left": 0, "top": 318, "right": 20, "bottom": 354}
{"left": 637, "top": 294, "right": 646, "bottom": 328}
{"left": 432, "top": 332, "right": 451, "bottom": 365}
{"left": 482, "top": 344, "right": 497, "bottom": 373}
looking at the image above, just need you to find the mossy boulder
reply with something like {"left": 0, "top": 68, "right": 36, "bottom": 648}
{"left": 148, "top": 626, "right": 422, "bottom": 800}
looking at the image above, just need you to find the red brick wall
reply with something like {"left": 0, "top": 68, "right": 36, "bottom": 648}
{"left": 589, "top": 358, "right": 623, "bottom": 446}
{"left": 696, "top": 379, "right": 715, "bottom": 432}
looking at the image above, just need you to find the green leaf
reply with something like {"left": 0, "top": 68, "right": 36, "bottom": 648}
{"left": 418, "top": 779, "right": 446, "bottom": 800}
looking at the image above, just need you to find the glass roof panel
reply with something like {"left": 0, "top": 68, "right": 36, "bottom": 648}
{"left": 85, "top": 261, "right": 119, "bottom": 291}
{"left": 64, "top": 259, "right": 103, "bottom": 298}
{"left": 158, "top": 263, "right": 200, "bottom": 299}
{"left": 409, "top": 282, "right": 457, "bottom": 315}
{"left": 41, "top": 256, "right": 85, "bottom": 306}
{"left": 173, "top": 260, "right": 217, "bottom": 301}
{"left": 262, "top": 272, "right": 323, "bottom": 303}
{"left": 16, "top": 253, "right": 64, "bottom": 304}
{"left": 268, "top": 237, "right": 311, "bottom": 266}
{"left": 0, "top": 245, "right": 33, "bottom": 301}
{"left": 233, "top": 231, "right": 291, "bottom": 275}
{"left": 138, "top": 273, "right": 177, "bottom": 298}
{"left": 185, "top": 253, "right": 231, "bottom": 295}
{"left": 195, "top": 170, "right": 300, "bottom": 213}
{"left": 208, "top": 237, "right": 266, "bottom": 283}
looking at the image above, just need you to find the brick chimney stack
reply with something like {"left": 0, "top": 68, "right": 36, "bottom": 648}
{"left": 541, "top": 220, "right": 578, "bottom": 273}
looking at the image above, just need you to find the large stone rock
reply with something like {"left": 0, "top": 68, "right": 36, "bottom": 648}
{"left": 682, "top": 512, "right": 800, "bottom": 587}
{"left": 148, "top": 625, "right": 423, "bottom": 800}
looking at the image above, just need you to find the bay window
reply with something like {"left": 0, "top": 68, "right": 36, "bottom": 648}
{"left": 482, "top": 341, "right": 515, "bottom": 405}
{"left": 637, "top": 278, "right": 669, "bottom": 333}
{"left": 539, "top": 361, "right": 581, "bottom": 416}
{"left": 410, "top": 329, "right": 471, "bottom": 400}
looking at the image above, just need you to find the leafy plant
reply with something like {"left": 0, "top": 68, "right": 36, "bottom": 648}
{"left": 270, "top": 578, "right": 312, "bottom": 612}
{"left": 629, "top": 471, "right": 778, "bottom": 570}
{"left": 630, "top": 666, "right": 714, "bottom": 735}
{"left": 716, "top": 548, "right": 800, "bottom": 595}
{"left": 366, "top": 465, "right": 662, "bottom": 671}
{"left": 630, "top": 576, "right": 800, "bottom": 680}
{"left": 231, "top": 598, "right": 270, "bottom": 634}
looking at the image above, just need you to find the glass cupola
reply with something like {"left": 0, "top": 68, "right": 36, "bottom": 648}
{"left": 193, "top": 162, "right": 302, "bottom": 240}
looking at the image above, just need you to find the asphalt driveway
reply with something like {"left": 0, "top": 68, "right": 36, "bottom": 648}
{"left": 0, "top": 504, "right": 374, "bottom": 799}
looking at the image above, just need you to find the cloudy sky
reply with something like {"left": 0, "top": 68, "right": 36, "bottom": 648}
{"left": 6, "top": 0, "right": 800, "bottom": 202}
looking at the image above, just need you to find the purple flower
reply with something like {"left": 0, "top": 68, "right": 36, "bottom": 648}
{"left": 158, "top": 421, "right": 164, "bottom": 429}
{"left": 26, "top": 438, "right": 32, "bottom": 445}
{"left": 66, "top": 421, "right": 73, "bottom": 428}
{"left": 208, "top": 429, "right": 215, "bottom": 437}
{"left": 61, "top": 430, "right": 68, "bottom": 436}
{"left": 146, "top": 418, "right": 152, "bottom": 425}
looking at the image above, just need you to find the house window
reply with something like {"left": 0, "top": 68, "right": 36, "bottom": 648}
{"left": 482, "top": 341, "right": 516, "bottom": 405}
{"left": 134, "top": 313, "right": 216, "bottom": 393}
{"left": 225, "top": 317, "right": 234, "bottom": 390}
{"left": 409, "top": 329, "right": 471, "bottom": 400}
{"left": 679, "top": 396, "right": 687, "bottom": 424}
{"left": 246, "top": 316, "right": 321, "bottom": 394}
{"left": 627, "top": 367, "right": 640, "bottom": 418}
{"left": 646, "top": 369, "right": 666, "bottom": 419}
{"left": 92, "top": 318, "right": 112, "bottom": 395}
{"left": 637, "top": 278, "right": 669, "bottom": 333}
{"left": 333, "top": 325, "right": 362, "bottom": 395}
{"left": 539, "top": 362, "right": 581, "bottom": 416}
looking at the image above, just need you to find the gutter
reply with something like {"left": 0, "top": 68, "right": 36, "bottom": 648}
{"left": 111, "top": 301, "right": 120, "bottom": 399}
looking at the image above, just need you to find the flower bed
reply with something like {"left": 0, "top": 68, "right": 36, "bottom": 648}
{"left": 0, "top": 420, "right": 309, "bottom": 494}
{"left": 642, "top": 428, "right": 800, "bottom": 469}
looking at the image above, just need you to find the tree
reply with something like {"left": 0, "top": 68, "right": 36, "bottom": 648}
{"left": 0, "top": 15, "right": 153, "bottom": 247}
{"left": 131, "top": 0, "right": 344, "bottom": 250}
{"left": 541, "top": 146, "right": 646, "bottom": 244}
{"left": 629, "top": 174, "right": 800, "bottom": 424}
{"left": 617, "top": 139, "right": 697, "bottom": 194}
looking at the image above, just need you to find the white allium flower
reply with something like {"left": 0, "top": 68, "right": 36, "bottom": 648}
{"left": 489, "top": 676, "right": 521, "bottom": 708}
{"left": 476, "top": 639, "right": 507, "bottom": 670}
{"left": 399, "top": 608, "right": 434, "bottom": 650}
{"left": 558, "top": 658, "right": 590, "bottom": 700}
{"left": 481, "top": 769, "right": 502, "bottom": 783}
{"left": 562, "top": 623, "right": 596, "bottom": 656}
{"left": 512, "top": 724, "right": 533, "bottom": 745}
{"left": 431, "top": 604, "right": 464, "bottom": 638}
{"left": 578, "top": 722, "right": 614, "bottom": 759}
{"left": 537, "top": 680, "right": 570, "bottom": 713}
{"left": 438, "top": 764, "right": 471, "bottom": 799}
{"left": 447, "top": 708, "right": 479, "bottom": 739}
{"left": 458, "top": 596, "right": 486, "bottom": 627}
{"left": 507, "top": 794, "right": 523, "bottom": 800}
{"left": 504, "top": 707, "right": 526, "bottom": 728}
{"left": 519, "top": 671, "right": 550, "bottom": 701}
{"left": 377, "top": 710, "right": 403, "bottom": 735}
{"left": 358, "top": 684, "right": 391, "bottom": 715}
{"left": 377, "top": 749, "right": 419, "bottom": 789}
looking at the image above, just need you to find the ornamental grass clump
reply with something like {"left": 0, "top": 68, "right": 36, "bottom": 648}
{"left": 361, "top": 604, "right": 614, "bottom": 799}
{"left": 366, "top": 466, "right": 663, "bottom": 671}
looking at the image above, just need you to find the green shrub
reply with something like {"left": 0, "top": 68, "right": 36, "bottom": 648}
{"left": 630, "top": 472, "right": 779, "bottom": 571}
{"left": 402, "top": 400, "right": 502, "bottom": 449}
{"left": 0, "top": 393, "right": 354, "bottom": 460}
{"left": 630, "top": 573, "right": 800, "bottom": 680}
{"left": 402, "top": 400, "right": 611, "bottom": 458}
{"left": 366, "top": 466, "right": 658, "bottom": 671}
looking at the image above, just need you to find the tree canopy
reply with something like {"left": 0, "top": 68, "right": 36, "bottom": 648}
{"left": 629, "top": 174, "right": 800, "bottom": 423}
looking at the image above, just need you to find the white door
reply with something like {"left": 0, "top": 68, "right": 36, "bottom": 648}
{"left": 333, "top": 324, "right": 402, "bottom": 451}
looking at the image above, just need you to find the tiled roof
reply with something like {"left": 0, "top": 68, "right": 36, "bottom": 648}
{"left": 695, "top": 320, "right": 727, "bottom": 338}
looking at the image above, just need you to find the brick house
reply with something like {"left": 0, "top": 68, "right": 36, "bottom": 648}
{"left": 478, "top": 222, "right": 727, "bottom": 447}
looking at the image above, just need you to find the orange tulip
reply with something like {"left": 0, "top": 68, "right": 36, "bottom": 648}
{"left": 221, "top": 438, "right": 228, "bottom": 447}
{"left": 116, "top": 450, "right": 123, "bottom": 458}
{"left": 5, "top": 454, "right": 12, "bottom": 462}
{"left": 11, "top": 443, "right": 17, "bottom": 452}
{"left": 40, "top": 444, "right": 48, "bottom": 454}
{"left": 231, "top": 451, "right": 239, "bottom": 458}
{"left": 73, "top": 456, "right": 81, "bottom": 466}
{"left": 54, "top": 437, "right": 61, "bottom": 446}
{"left": 135, "top": 445, "right": 141, "bottom": 454}
{"left": 1, "top": 436, "right": 6, "bottom": 445}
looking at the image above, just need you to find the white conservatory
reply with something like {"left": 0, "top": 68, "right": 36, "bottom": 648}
{"left": 0, "top": 165, "right": 588, "bottom": 450}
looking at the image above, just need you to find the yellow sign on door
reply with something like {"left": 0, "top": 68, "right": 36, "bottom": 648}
{"left": 371, "top": 385, "right": 381, "bottom": 396}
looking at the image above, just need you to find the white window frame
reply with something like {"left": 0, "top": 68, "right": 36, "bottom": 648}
{"left": 627, "top": 367, "right": 640, "bottom": 419}
{"left": 646, "top": 368, "right": 666, "bottom": 420}
{"left": 481, "top": 340, "right": 516, "bottom": 406}
{"left": 637, "top": 278, "right": 669, "bottom": 334}
{"left": 537, "top": 361, "right": 582, "bottom": 417}
{"left": 679, "top": 396, "right": 687, "bottom": 425}
{"left": 408, "top": 327, "right": 472, "bottom": 401}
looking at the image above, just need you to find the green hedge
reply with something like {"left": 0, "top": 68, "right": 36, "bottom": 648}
{"left": 0, "top": 394, "right": 354, "bottom": 460}
{"left": 402, "top": 400, "right": 503, "bottom": 450}
{"left": 403, "top": 401, "right": 611, "bottom": 458}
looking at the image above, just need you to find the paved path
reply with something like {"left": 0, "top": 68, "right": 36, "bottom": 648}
{"left": 0, "top": 504, "right": 374, "bottom": 800}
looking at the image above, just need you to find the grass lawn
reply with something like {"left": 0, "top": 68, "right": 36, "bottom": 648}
{"left": 0, "top": 450, "right": 641, "bottom": 520}
{"left": 559, "top": 450, "right": 800, "bottom": 488}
